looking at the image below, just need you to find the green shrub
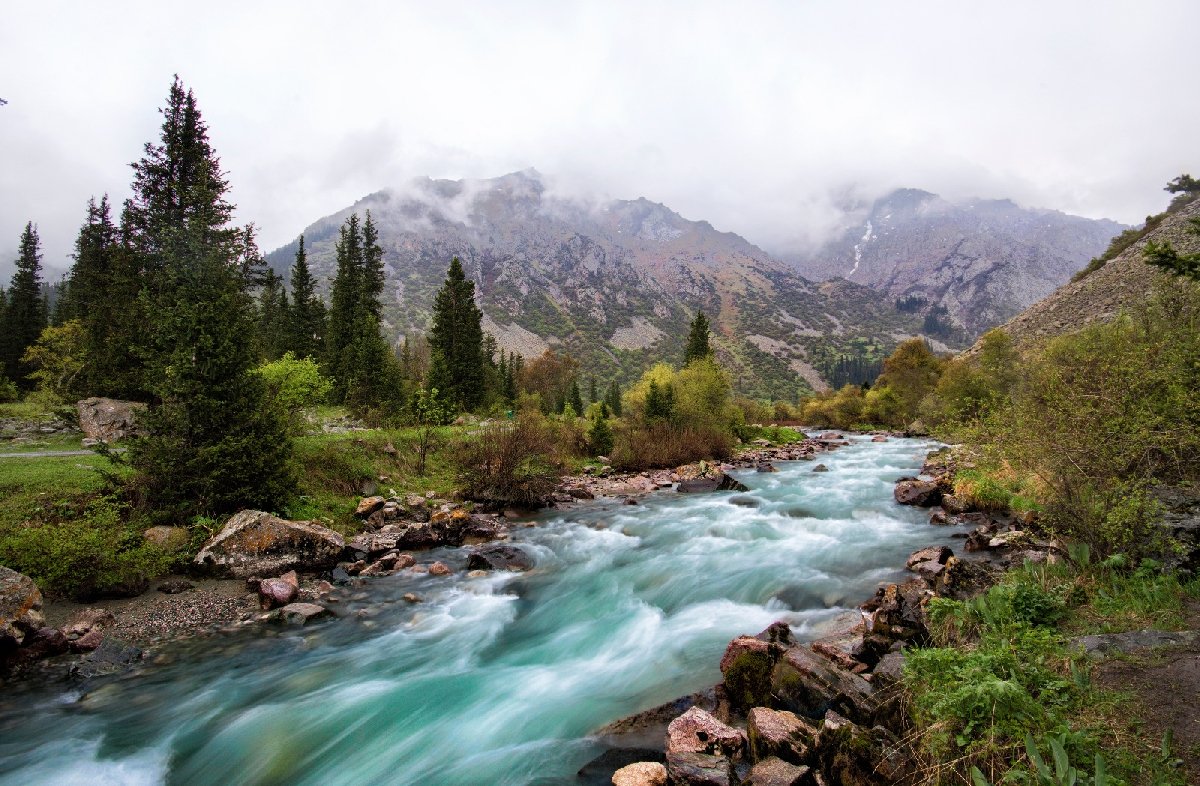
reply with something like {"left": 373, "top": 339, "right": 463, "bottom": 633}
{"left": 0, "top": 495, "right": 172, "bottom": 600}
{"left": 254, "top": 352, "right": 333, "bottom": 429}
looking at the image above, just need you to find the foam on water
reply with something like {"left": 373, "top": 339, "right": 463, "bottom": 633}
{"left": 0, "top": 435, "right": 964, "bottom": 785}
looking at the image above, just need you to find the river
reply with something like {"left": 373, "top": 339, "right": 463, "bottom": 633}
{"left": 0, "top": 435, "right": 958, "bottom": 785}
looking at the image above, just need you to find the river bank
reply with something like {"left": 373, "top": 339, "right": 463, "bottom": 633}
{"left": 0, "top": 434, "right": 956, "bottom": 784}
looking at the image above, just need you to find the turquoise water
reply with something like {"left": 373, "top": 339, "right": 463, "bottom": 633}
{"left": 0, "top": 436, "right": 956, "bottom": 785}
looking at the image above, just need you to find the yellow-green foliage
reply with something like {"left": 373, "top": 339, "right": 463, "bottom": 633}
{"left": 623, "top": 359, "right": 735, "bottom": 431}
{"left": 799, "top": 384, "right": 865, "bottom": 428}
{"left": 21, "top": 319, "right": 87, "bottom": 402}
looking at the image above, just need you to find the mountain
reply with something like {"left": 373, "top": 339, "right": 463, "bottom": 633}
{"left": 266, "top": 171, "right": 936, "bottom": 400}
{"left": 968, "top": 193, "right": 1200, "bottom": 355}
{"left": 789, "top": 189, "right": 1126, "bottom": 338}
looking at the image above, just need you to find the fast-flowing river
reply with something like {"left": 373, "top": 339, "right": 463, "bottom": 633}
{"left": 0, "top": 436, "right": 957, "bottom": 785}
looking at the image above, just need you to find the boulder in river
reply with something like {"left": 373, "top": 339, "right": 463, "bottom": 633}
{"left": 467, "top": 543, "right": 535, "bottom": 572}
{"left": 194, "top": 510, "right": 345, "bottom": 578}
{"left": 893, "top": 479, "right": 942, "bottom": 507}
{"left": 278, "top": 602, "right": 332, "bottom": 625}
{"left": 677, "top": 473, "right": 750, "bottom": 494}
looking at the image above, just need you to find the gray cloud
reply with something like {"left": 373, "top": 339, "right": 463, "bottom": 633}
{"left": 2, "top": 0, "right": 1198, "bottom": 281}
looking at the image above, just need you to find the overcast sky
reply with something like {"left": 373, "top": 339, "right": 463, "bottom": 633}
{"left": 2, "top": 1, "right": 1198, "bottom": 280}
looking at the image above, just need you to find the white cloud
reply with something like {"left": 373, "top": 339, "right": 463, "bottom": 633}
{"left": 2, "top": 0, "right": 1198, "bottom": 279}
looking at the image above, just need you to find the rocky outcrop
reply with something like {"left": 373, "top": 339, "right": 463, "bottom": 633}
{"left": 75, "top": 397, "right": 146, "bottom": 443}
{"left": 893, "top": 479, "right": 942, "bottom": 507}
{"left": 194, "top": 510, "right": 346, "bottom": 578}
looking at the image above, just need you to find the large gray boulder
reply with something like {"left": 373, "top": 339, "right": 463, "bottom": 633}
{"left": 76, "top": 397, "right": 146, "bottom": 443}
{"left": 770, "top": 646, "right": 878, "bottom": 725}
{"left": 0, "top": 566, "right": 45, "bottom": 653}
{"left": 194, "top": 510, "right": 345, "bottom": 578}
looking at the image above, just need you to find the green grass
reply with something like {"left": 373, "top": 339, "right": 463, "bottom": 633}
{"left": 287, "top": 426, "right": 464, "bottom": 533}
{"left": 906, "top": 556, "right": 1195, "bottom": 785}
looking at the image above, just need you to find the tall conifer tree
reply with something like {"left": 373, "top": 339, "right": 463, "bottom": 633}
{"left": 126, "top": 77, "right": 294, "bottom": 518}
{"left": 684, "top": 310, "right": 712, "bottom": 365}
{"left": 1, "top": 222, "right": 47, "bottom": 385}
{"left": 287, "top": 235, "right": 326, "bottom": 359}
{"left": 427, "top": 257, "right": 484, "bottom": 411}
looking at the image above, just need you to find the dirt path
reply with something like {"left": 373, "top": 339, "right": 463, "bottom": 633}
{"left": 1094, "top": 603, "right": 1200, "bottom": 780}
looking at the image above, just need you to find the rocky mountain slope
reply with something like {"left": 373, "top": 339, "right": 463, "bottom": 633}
{"left": 969, "top": 194, "right": 1200, "bottom": 354}
{"left": 266, "top": 171, "right": 935, "bottom": 399}
{"left": 790, "top": 189, "right": 1125, "bottom": 338}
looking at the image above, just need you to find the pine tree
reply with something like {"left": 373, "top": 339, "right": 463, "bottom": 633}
{"left": 605, "top": 380, "right": 623, "bottom": 417}
{"left": 684, "top": 310, "right": 712, "bottom": 365}
{"left": 588, "top": 376, "right": 598, "bottom": 404}
{"left": 1, "top": 222, "right": 48, "bottom": 385}
{"left": 324, "top": 213, "right": 401, "bottom": 413}
{"left": 287, "top": 235, "right": 326, "bottom": 360}
{"left": 568, "top": 379, "right": 584, "bottom": 416}
{"left": 126, "top": 77, "right": 295, "bottom": 518}
{"left": 427, "top": 257, "right": 485, "bottom": 411}
{"left": 255, "top": 269, "right": 289, "bottom": 360}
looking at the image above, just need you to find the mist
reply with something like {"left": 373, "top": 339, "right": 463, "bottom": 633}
{"left": 2, "top": 1, "right": 1198, "bottom": 281}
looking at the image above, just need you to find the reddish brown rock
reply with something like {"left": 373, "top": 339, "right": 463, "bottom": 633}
{"left": 666, "top": 706, "right": 746, "bottom": 757}
{"left": 893, "top": 479, "right": 942, "bottom": 507}
{"left": 428, "top": 561, "right": 453, "bottom": 576}
{"left": 665, "top": 751, "right": 732, "bottom": 786}
{"left": 742, "top": 757, "right": 814, "bottom": 786}
{"left": 905, "top": 546, "right": 951, "bottom": 571}
{"left": 770, "top": 646, "right": 878, "bottom": 724}
{"left": 194, "top": 510, "right": 345, "bottom": 578}
{"left": 747, "top": 707, "right": 815, "bottom": 764}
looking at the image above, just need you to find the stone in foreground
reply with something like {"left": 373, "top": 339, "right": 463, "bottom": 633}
{"left": 611, "top": 761, "right": 667, "bottom": 786}
{"left": 741, "top": 757, "right": 813, "bottom": 786}
{"left": 278, "top": 602, "right": 332, "bottom": 625}
{"left": 0, "top": 566, "right": 45, "bottom": 651}
{"left": 747, "top": 707, "right": 815, "bottom": 764}
{"left": 194, "top": 510, "right": 345, "bottom": 578}
{"left": 666, "top": 706, "right": 746, "bottom": 757}
{"left": 665, "top": 751, "right": 732, "bottom": 786}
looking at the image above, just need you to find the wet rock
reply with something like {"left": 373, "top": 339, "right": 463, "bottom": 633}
{"left": 156, "top": 579, "right": 194, "bottom": 594}
{"left": 868, "top": 652, "right": 906, "bottom": 689}
{"left": 70, "top": 638, "right": 142, "bottom": 680}
{"left": 893, "top": 479, "right": 942, "bottom": 507}
{"left": 467, "top": 543, "right": 534, "bottom": 572}
{"left": 860, "top": 580, "right": 930, "bottom": 643}
{"left": 770, "top": 646, "right": 878, "bottom": 724}
{"left": 747, "top": 707, "right": 815, "bottom": 764}
{"left": 941, "top": 493, "right": 970, "bottom": 514}
{"left": 0, "top": 566, "right": 45, "bottom": 651}
{"left": 742, "top": 757, "right": 814, "bottom": 786}
{"left": 666, "top": 706, "right": 746, "bottom": 758}
{"left": 278, "top": 602, "right": 332, "bottom": 625}
{"left": 258, "top": 571, "right": 300, "bottom": 609}
{"left": 677, "top": 473, "right": 750, "bottom": 494}
{"left": 811, "top": 465, "right": 829, "bottom": 473}
{"left": 928, "top": 509, "right": 949, "bottom": 525}
{"left": 611, "top": 761, "right": 668, "bottom": 786}
{"left": 18, "top": 626, "right": 69, "bottom": 661}
{"left": 427, "top": 561, "right": 453, "bottom": 576}
{"left": 665, "top": 751, "right": 732, "bottom": 786}
{"left": 402, "top": 593, "right": 421, "bottom": 603}
{"left": 76, "top": 397, "right": 146, "bottom": 442}
{"left": 756, "top": 463, "right": 777, "bottom": 473}
{"left": 870, "top": 435, "right": 888, "bottom": 443}
{"left": 194, "top": 510, "right": 345, "bottom": 578}
{"left": 729, "top": 495, "right": 760, "bottom": 508}
{"left": 720, "top": 636, "right": 781, "bottom": 711}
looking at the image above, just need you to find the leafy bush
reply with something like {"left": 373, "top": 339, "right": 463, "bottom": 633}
{"left": 254, "top": 352, "right": 333, "bottom": 428}
{"left": 0, "top": 495, "right": 172, "bottom": 600}
{"left": 454, "top": 414, "right": 563, "bottom": 507}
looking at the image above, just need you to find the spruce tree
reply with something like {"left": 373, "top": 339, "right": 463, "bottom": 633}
{"left": 255, "top": 269, "right": 288, "bottom": 360}
{"left": 568, "top": 379, "right": 584, "bottom": 415}
{"left": 126, "top": 77, "right": 295, "bottom": 518}
{"left": 1, "top": 222, "right": 47, "bottom": 385}
{"left": 324, "top": 213, "right": 400, "bottom": 412}
{"left": 427, "top": 257, "right": 485, "bottom": 411}
{"left": 287, "top": 235, "right": 326, "bottom": 359}
{"left": 684, "top": 310, "right": 712, "bottom": 365}
{"left": 605, "top": 380, "right": 622, "bottom": 417}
